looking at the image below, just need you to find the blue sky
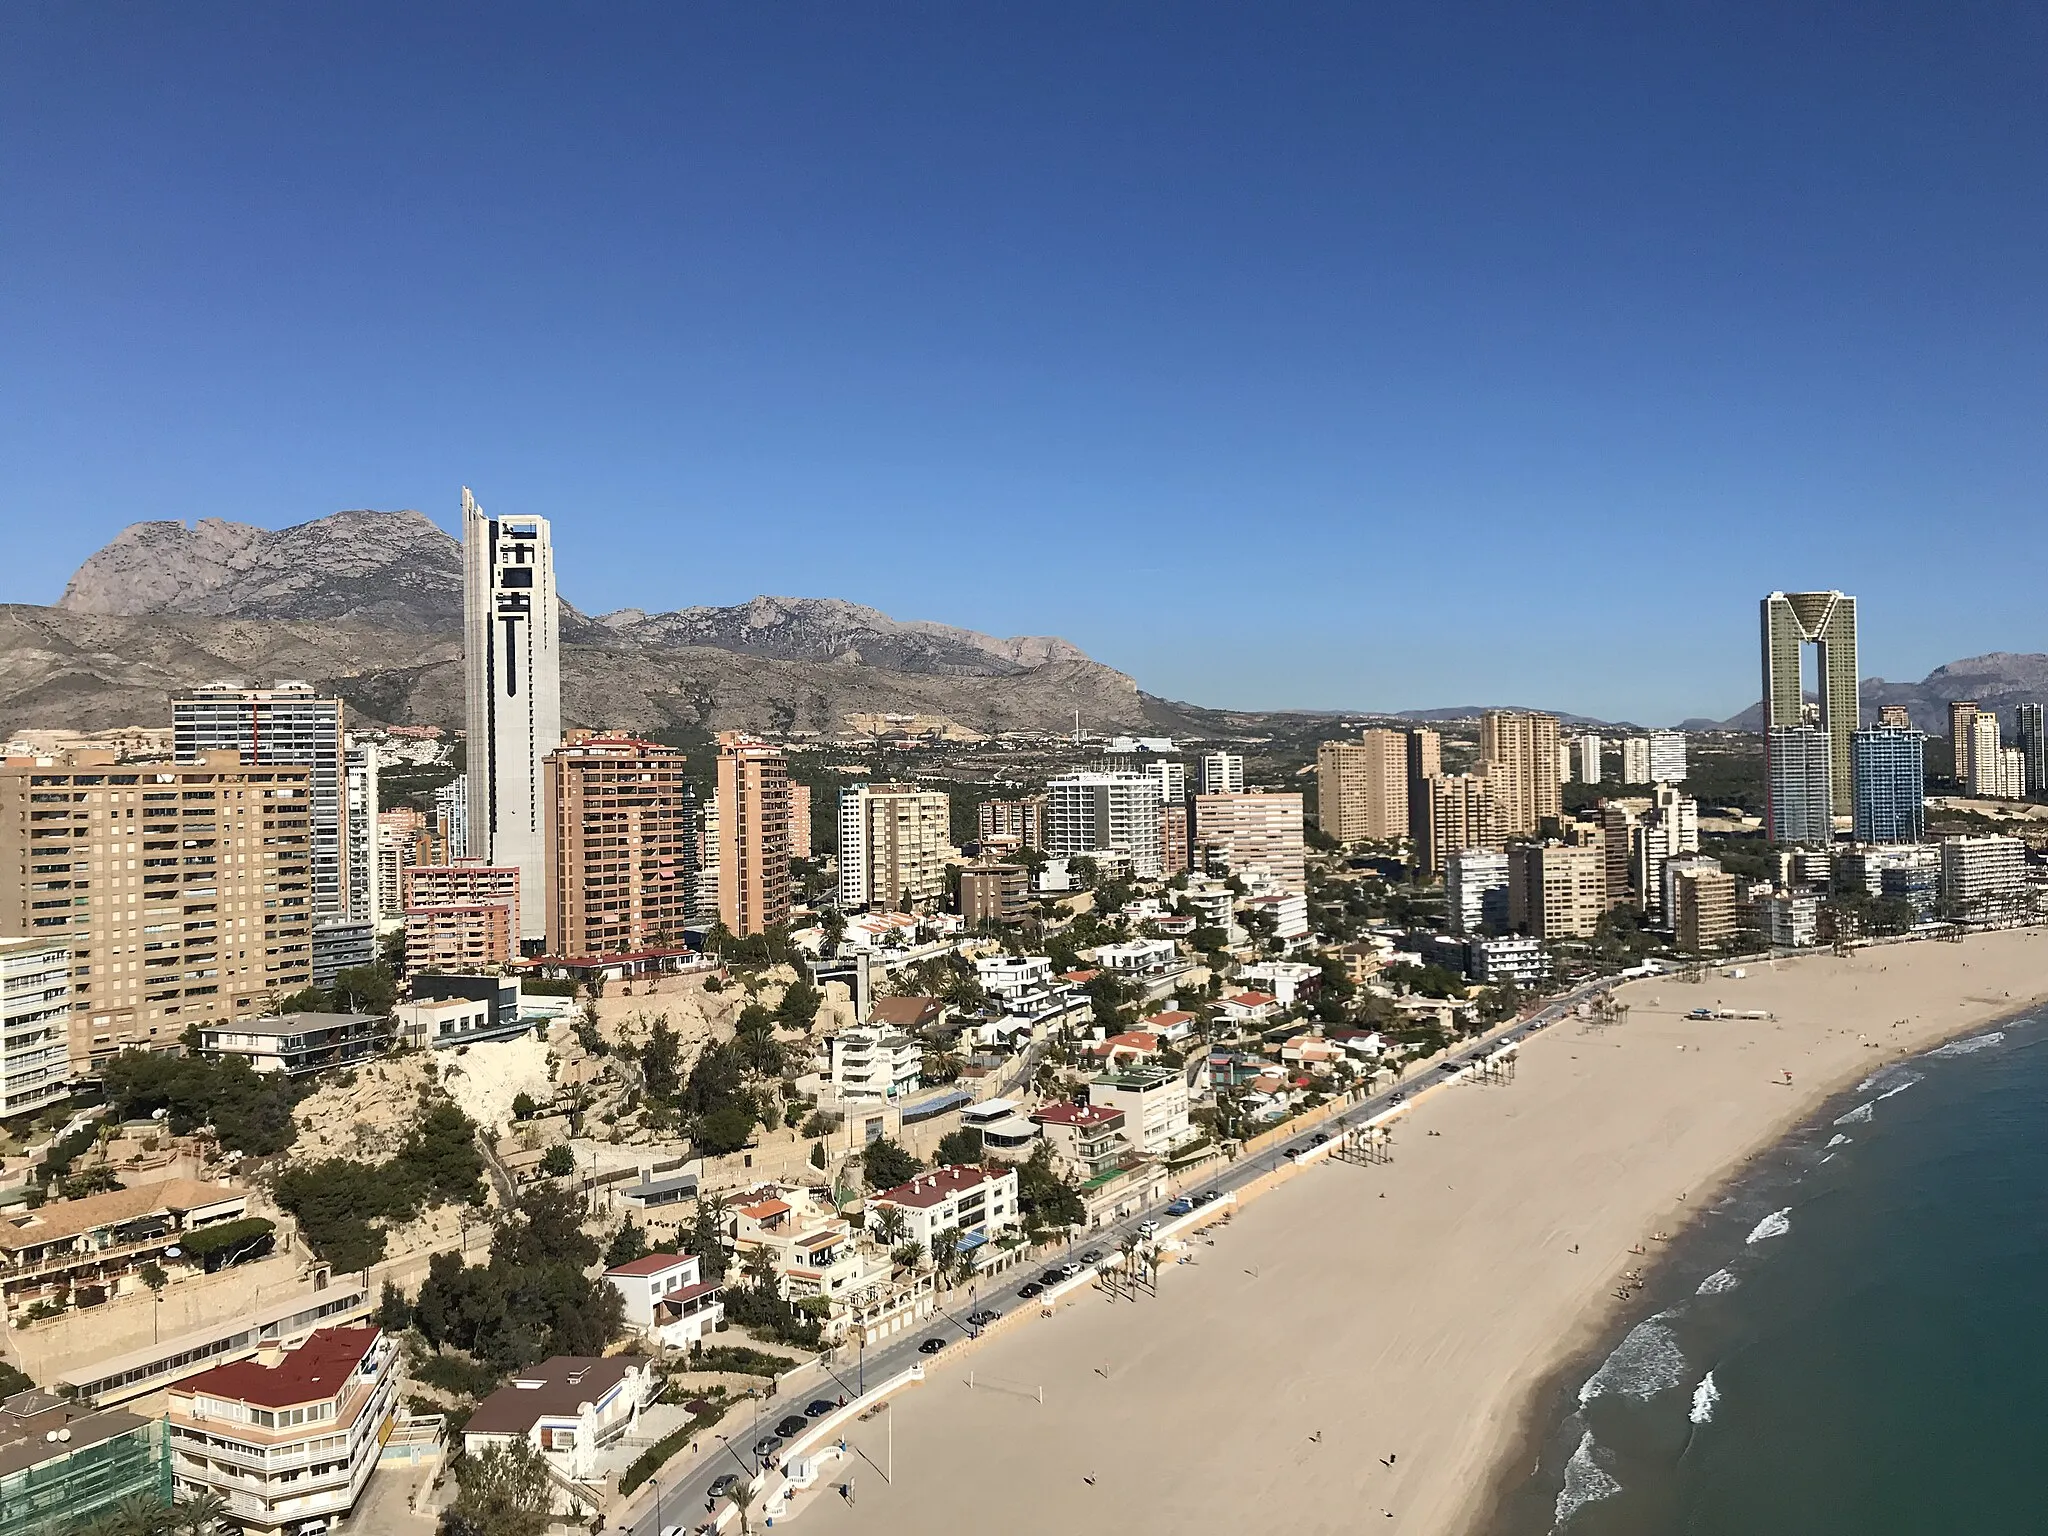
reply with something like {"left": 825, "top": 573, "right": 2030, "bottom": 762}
{"left": 5, "top": 4, "right": 2045, "bottom": 724}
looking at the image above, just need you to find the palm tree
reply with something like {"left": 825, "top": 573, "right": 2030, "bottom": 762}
{"left": 171, "top": 1490, "right": 230, "bottom": 1536}
{"left": 871, "top": 1206, "right": 908, "bottom": 1248}
{"left": 731, "top": 1478, "right": 758, "bottom": 1536}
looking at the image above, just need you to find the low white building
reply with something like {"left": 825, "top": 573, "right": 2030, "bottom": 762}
{"left": 1089, "top": 1066, "right": 1194, "bottom": 1157}
{"left": 602, "top": 1253, "right": 723, "bottom": 1349}
{"left": 1090, "top": 938, "right": 1179, "bottom": 975}
{"left": 1236, "top": 960, "right": 1322, "bottom": 1006}
{"left": 826, "top": 1026, "right": 923, "bottom": 1102}
{"left": 463, "top": 1356, "right": 653, "bottom": 1486}
{"left": 1757, "top": 889, "right": 1822, "bottom": 949}
{"left": 960, "top": 1097, "right": 1041, "bottom": 1158}
{"left": 1470, "top": 936, "right": 1552, "bottom": 986}
{"left": 1241, "top": 888, "right": 1309, "bottom": 941}
{"left": 866, "top": 1164, "right": 1020, "bottom": 1268}
{"left": 975, "top": 955, "right": 1055, "bottom": 1002}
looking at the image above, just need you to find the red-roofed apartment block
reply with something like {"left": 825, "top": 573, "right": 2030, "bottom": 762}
{"left": 865, "top": 1164, "right": 1020, "bottom": 1271}
{"left": 168, "top": 1325, "right": 396, "bottom": 1536}
{"left": 603, "top": 1252, "right": 724, "bottom": 1349}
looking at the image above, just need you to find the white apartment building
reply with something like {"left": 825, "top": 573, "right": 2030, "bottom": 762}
{"left": 1144, "top": 759, "right": 1187, "bottom": 804}
{"left": 433, "top": 772, "right": 468, "bottom": 860}
{"left": 1621, "top": 737, "right": 1652, "bottom": 785}
{"left": 1648, "top": 730, "right": 1689, "bottom": 782}
{"left": 0, "top": 937, "right": 70, "bottom": 1119}
{"left": 975, "top": 954, "right": 1055, "bottom": 1001}
{"left": 342, "top": 739, "right": 380, "bottom": 927}
{"left": 1089, "top": 1065, "right": 1194, "bottom": 1156}
{"left": 1575, "top": 735, "right": 1603, "bottom": 784}
{"left": 168, "top": 1325, "right": 397, "bottom": 1536}
{"left": 462, "top": 488, "right": 562, "bottom": 943}
{"left": 866, "top": 1164, "right": 1020, "bottom": 1266}
{"left": 463, "top": 1356, "right": 653, "bottom": 1489}
{"left": 1194, "top": 791, "right": 1306, "bottom": 893}
{"left": 1633, "top": 784, "right": 1701, "bottom": 922}
{"left": 1046, "top": 773, "right": 1164, "bottom": 879}
{"left": 1445, "top": 849, "right": 1509, "bottom": 937}
{"left": 826, "top": 1025, "right": 923, "bottom": 1102}
{"left": 1470, "top": 935, "right": 1554, "bottom": 986}
{"left": 1199, "top": 752, "right": 1245, "bottom": 795}
{"left": 1757, "top": 889, "right": 1821, "bottom": 948}
{"left": 602, "top": 1252, "right": 723, "bottom": 1349}
{"left": 837, "top": 783, "right": 952, "bottom": 911}
{"left": 1940, "top": 835, "right": 2030, "bottom": 923}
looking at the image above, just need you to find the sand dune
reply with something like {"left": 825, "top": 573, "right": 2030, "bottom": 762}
{"left": 800, "top": 929, "right": 2048, "bottom": 1536}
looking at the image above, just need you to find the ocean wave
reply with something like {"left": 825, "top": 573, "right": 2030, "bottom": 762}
{"left": 1826, "top": 1134, "right": 1850, "bottom": 1148}
{"left": 1696, "top": 1268, "right": 1739, "bottom": 1296}
{"left": 1859, "top": 1063, "right": 1919, "bottom": 1093}
{"left": 1746, "top": 1208, "right": 1791, "bottom": 1244}
{"left": 1928, "top": 1031, "right": 2005, "bottom": 1058}
{"left": 1689, "top": 1371, "right": 1720, "bottom": 1425}
{"left": 1875, "top": 1072, "right": 1923, "bottom": 1102}
{"left": 1579, "top": 1318, "right": 1686, "bottom": 1404}
{"left": 1834, "top": 1103, "right": 1874, "bottom": 1126}
{"left": 1553, "top": 1430, "right": 1622, "bottom": 1529}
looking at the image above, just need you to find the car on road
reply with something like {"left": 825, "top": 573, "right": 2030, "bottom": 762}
{"left": 918, "top": 1337, "right": 947, "bottom": 1354}
{"left": 775, "top": 1415, "right": 808, "bottom": 1438}
{"left": 1018, "top": 1281, "right": 1043, "bottom": 1298}
{"left": 1198, "top": 1188, "right": 1223, "bottom": 1204}
{"left": 1078, "top": 1249, "right": 1104, "bottom": 1265}
{"left": 752, "top": 1435, "right": 782, "bottom": 1459}
{"left": 805, "top": 1399, "right": 836, "bottom": 1418}
{"left": 663, "top": 1525, "right": 690, "bottom": 1536}
{"left": 1166, "top": 1198, "right": 1193, "bottom": 1216}
{"left": 1037, "top": 1269, "right": 1065, "bottom": 1286}
{"left": 707, "top": 1474, "right": 740, "bottom": 1500}
{"left": 968, "top": 1309, "right": 998, "bottom": 1326}
{"left": 1390, "top": 1092, "right": 1405, "bottom": 1102}
{"left": 1311, "top": 1132, "right": 1330, "bottom": 1145}
{"left": 1282, "top": 1145, "right": 1300, "bottom": 1159}
{"left": 1137, "top": 1220, "right": 1157, "bottom": 1237}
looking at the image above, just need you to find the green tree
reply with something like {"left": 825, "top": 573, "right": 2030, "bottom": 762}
{"left": 695, "top": 1103, "right": 757, "bottom": 1155}
{"left": 1015, "top": 1145, "right": 1085, "bottom": 1239}
{"left": 776, "top": 979, "right": 822, "bottom": 1031}
{"left": 538, "top": 1144, "right": 575, "bottom": 1178}
{"left": 376, "top": 1280, "right": 414, "bottom": 1333}
{"left": 934, "top": 1127, "right": 983, "bottom": 1166}
{"left": 640, "top": 1019, "right": 683, "bottom": 1102}
{"left": 510, "top": 1092, "right": 538, "bottom": 1121}
{"left": 332, "top": 962, "right": 398, "bottom": 1016}
{"left": 443, "top": 1440, "right": 553, "bottom": 1536}
{"left": 860, "top": 1136, "right": 921, "bottom": 1191}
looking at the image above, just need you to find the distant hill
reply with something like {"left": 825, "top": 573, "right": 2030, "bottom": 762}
{"left": 13, "top": 510, "right": 1175, "bottom": 737}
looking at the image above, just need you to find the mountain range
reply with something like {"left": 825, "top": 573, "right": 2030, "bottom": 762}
{"left": 5, "top": 509, "right": 2039, "bottom": 741}
{"left": 10, "top": 510, "right": 1180, "bottom": 737}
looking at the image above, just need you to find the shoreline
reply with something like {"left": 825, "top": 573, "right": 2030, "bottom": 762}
{"left": 1469, "top": 989, "right": 2045, "bottom": 1536}
{"left": 793, "top": 929, "right": 2048, "bottom": 1536}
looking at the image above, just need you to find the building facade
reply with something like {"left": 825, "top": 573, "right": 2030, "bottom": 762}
{"left": 1761, "top": 590, "right": 1859, "bottom": 820}
{"left": 341, "top": 739, "right": 379, "bottom": 927}
{"left": 404, "top": 862, "right": 521, "bottom": 938}
{"left": 1647, "top": 730, "right": 1688, "bottom": 783}
{"left": 1766, "top": 725, "right": 1835, "bottom": 846}
{"left": 1574, "top": 735, "right": 1603, "bottom": 785}
{"left": 0, "top": 751, "right": 313, "bottom": 1070}
{"left": 1948, "top": 700, "right": 1979, "bottom": 785}
{"left": 1192, "top": 792, "right": 1306, "bottom": 893}
{"left": 462, "top": 488, "right": 562, "bottom": 944}
{"left": 1045, "top": 773, "right": 1165, "bottom": 879}
{"left": 1620, "top": 737, "right": 1652, "bottom": 785}
{"left": 976, "top": 797, "right": 1046, "bottom": 853}
{"left": 837, "top": 783, "right": 951, "bottom": 912}
{"left": 1479, "top": 711, "right": 1564, "bottom": 837}
{"left": 1507, "top": 843, "right": 1604, "bottom": 940}
{"left": 1940, "top": 835, "right": 2029, "bottom": 924}
{"left": 959, "top": 863, "right": 1029, "bottom": 926}
{"left": 1851, "top": 726, "right": 1926, "bottom": 844}
{"left": 1418, "top": 773, "right": 1501, "bottom": 874}
{"left": 2015, "top": 703, "right": 2046, "bottom": 796}
{"left": 0, "top": 937, "right": 70, "bottom": 1119}
{"left": 1445, "top": 849, "right": 1509, "bottom": 936}
{"left": 715, "top": 735, "right": 791, "bottom": 938}
{"left": 543, "top": 735, "right": 692, "bottom": 956}
{"left": 1315, "top": 729, "right": 1410, "bottom": 843}
{"left": 1671, "top": 864, "right": 1739, "bottom": 954}
{"left": 173, "top": 684, "right": 348, "bottom": 920}
{"left": 1198, "top": 753, "right": 1245, "bottom": 795}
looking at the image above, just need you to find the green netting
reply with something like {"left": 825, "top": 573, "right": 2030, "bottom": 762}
{"left": 0, "top": 1420, "right": 170, "bottom": 1536}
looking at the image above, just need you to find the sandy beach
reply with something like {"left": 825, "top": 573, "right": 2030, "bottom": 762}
{"left": 797, "top": 929, "right": 2048, "bottom": 1536}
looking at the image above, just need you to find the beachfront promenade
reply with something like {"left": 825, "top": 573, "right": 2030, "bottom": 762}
{"left": 616, "top": 976, "right": 1617, "bottom": 1536}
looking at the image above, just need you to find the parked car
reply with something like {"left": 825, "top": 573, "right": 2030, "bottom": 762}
{"left": 752, "top": 1435, "right": 782, "bottom": 1459}
{"left": 776, "top": 1415, "right": 808, "bottom": 1438}
{"left": 968, "top": 1309, "right": 998, "bottom": 1326}
{"left": 1018, "top": 1281, "right": 1043, "bottom": 1298}
{"left": 1198, "top": 1188, "right": 1223, "bottom": 1204}
{"left": 1137, "top": 1220, "right": 1157, "bottom": 1237}
{"left": 1311, "top": 1132, "right": 1330, "bottom": 1145}
{"left": 1037, "top": 1269, "right": 1065, "bottom": 1286}
{"left": 805, "top": 1399, "right": 837, "bottom": 1418}
{"left": 708, "top": 1475, "right": 740, "bottom": 1500}
{"left": 918, "top": 1337, "right": 947, "bottom": 1354}
{"left": 1078, "top": 1249, "right": 1104, "bottom": 1265}
{"left": 1166, "top": 1198, "right": 1193, "bottom": 1215}
{"left": 1282, "top": 1146, "right": 1300, "bottom": 1160}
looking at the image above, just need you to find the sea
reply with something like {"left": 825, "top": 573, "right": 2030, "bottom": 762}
{"left": 1488, "top": 1005, "right": 2048, "bottom": 1536}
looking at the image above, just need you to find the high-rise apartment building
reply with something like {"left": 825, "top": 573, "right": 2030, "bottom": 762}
{"left": 1158, "top": 801, "right": 1190, "bottom": 877}
{"left": 1939, "top": 834, "right": 2030, "bottom": 924}
{"left": 1507, "top": 844, "right": 1605, "bottom": 940}
{"left": 1445, "top": 849, "right": 1510, "bottom": 936}
{"left": 1648, "top": 730, "right": 1688, "bottom": 783}
{"left": 1966, "top": 713, "right": 2004, "bottom": 798}
{"left": 1418, "top": 774, "right": 1501, "bottom": 874}
{"left": 543, "top": 735, "right": 691, "bottom": 956}
{"left": 960, "top": 863, "right": 1029, "bottom": 927}
{"left": 342, "top": 740, "right": 380, "bottom": 926}
{"left": 2016, "top": 703, "right": 2047, "bottom": 797}
{"left": 716, "top": 735, "right": 790, "bottom": 937}
{"left": 462, "top": 488, "right": 561, "bottom": 944}
{"left": 0, "top": 936, "right": 71, "bottom": 1118}
{"left": 403, "top": 864, "right": 523, "bottom": 941}
{"left": 1620, "top": 737, "right": 1652, "bottom": 785}
{"left": 1947, "top": 701, "right": 1979, "bottom": 785}
{"left": 1198, "top": 753, "right": 1245, "bottom": 796}
{"left": 1670, "top": 863, "right": 1739, "bottom": 954}
{"left": 1139, "top": 759, "right": 1187, "bottom": 805}
{"left": 1598, "top": 801, "right": 1640, "bottom": 908}
{"left": 788, "top": 782, "right": 814, "bottom": 861}
{"left": 1192, "top": 792, "right": 1306, "bottom": 893}
{"left": 173, "top": 683, "right": 347, "bottom": 917}
{"left": 1852, "top": 726, "right": 1926, "bottom": 844}
{"left": 1046, "top": 774, "right": 1165, "bottom": 878}
{"left": 1315, "top": 729, "right": 1410, "bottom": 843}
{"left": 690, "top": 783, "right": 718, "bottom": 924}
{"left": 1766, "top": 725, "right": 1835, "bottom": 846}
{"left": 977, "top": 797, "right": 1047, "bottom": 853}
{"left": 433, "top": 772, "right": 469, "bottom": 860}
{"left": 1405, "top": 729, "right": 1441, "bottom": 844}
{"left": 1478, "top": 711, "right": 1563, "bottom": 837}
{"left": 1574, "top": 736, "right": 1603, "bottom": 785}
{"left": 0, "top": 750, "right": 313, "bottom": 1069}
{"left": 837, "top": 783, "right": 951, "bottom": 912}
{"left": 1761, "top": 590, "right": 1859, "bottom": 821}
{"left": 1878, "top": 705, "right": 1913, "bottom": 729}
{"left": 1633, "top": 785, "right": 1702, "bottom": 923}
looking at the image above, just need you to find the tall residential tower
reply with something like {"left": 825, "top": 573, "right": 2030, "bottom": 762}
{"left": 462, "top": 488, "right": 562, "bottom": 943}
{"left": 1760, "top": 590, "right": 1858, "bottom": 824}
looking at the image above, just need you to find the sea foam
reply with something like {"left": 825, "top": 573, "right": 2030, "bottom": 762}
{"left": 1834, "top": 1103, "right": 1874, "bottom": 1126}
{"left": 1826, "top": 1134, "right": 1850, "bottom": 1148}
{"left": 1875, "top": 1072, "right": 1923, "bottom": 1102}
{"left": 1696, "top": 1268, "right": 1739, "bottom": 1296}
{"left": 1689, "top": 1371, "right": 1720, "bottom": 1425}
{"left": 1928, "top": 1030, "right": 2005, "bottom": 1058}
{"left": 1579, "top": 1318, "right": 1686, "bottom": 1404}
{"left": 1746, "top": 1208, "right": 1791, "bottom": 1244}
{"left": 1553, "top": 1430, "right": 1622, "bottom": 1529}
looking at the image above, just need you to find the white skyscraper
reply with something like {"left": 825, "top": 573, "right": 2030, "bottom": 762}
{"left": 1621, "top": 737, "right": 1652, "bottom": 784}
{"left": 462, "top": 487, "right": 561, "bottom": 943}
{"left": 1199, "top": 752, "right": 1245, "bottom": 795}
{"left": 344, "top": 738, "right": 381, "bottom": 927}
{"left": 1648, "top": 730, "right": 1689, "bottom": 783}
{"left": 1575, "top": 736, "right": 1603, "bottom": 785}
{"left": 1046, "top": 772, "right": 1166, "bottom": 878}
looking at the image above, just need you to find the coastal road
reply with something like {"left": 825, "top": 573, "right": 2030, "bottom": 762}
{"left": 618, "top": 976, "right": 1618, "bottom": 1535}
